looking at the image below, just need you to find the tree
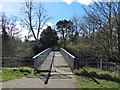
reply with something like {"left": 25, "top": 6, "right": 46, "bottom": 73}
{"left": 71, "top": 15, "right": 80, "bottom": 32}
{"left": 117, "top": 1, "right": 120, "bottom": 60}
{"left": 21, "top": 1, "right": 51, "bottom": 41}
{"left": 1, "top": 12, "right": 9, "bottom": 40}
{"left": 40, "top": 26, "right": 58, "bottom": 49}
{"left": 1, "top": 12, "right": 22, "bottom": 57}
{"left": 1, "top": 12, "right": 21, "bottom": 39}
{"left": 83, "top": 1, "right": 119, "bottom": 61}
{"left": 71, "top": 15, "right": 88, "bottom": 43}
{"left": 70, "top": 16, "right": 80, "bottom": 43}
{"left": 56, "top": 19, "right": 73, "bottom": 48}
{"left": 7, "top": 17, "right": 21, "bottom": 38}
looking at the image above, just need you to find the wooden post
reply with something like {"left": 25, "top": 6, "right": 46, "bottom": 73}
{"left": 100, "top": 59, "right": 102, "bottom": 70}
{"left": 86, "top": 59, "right": 87, "bottom": 68}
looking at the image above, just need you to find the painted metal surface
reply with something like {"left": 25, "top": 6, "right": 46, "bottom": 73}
{"left": 60, "top": 48, "right": 75, "bottom": 70}
{"left": 33, "top": 48, "right": 52, "bottom": 70}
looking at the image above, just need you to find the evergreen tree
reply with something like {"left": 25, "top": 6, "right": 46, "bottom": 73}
{"left": 40, "top": 26, "right": 58, "bottom": 48}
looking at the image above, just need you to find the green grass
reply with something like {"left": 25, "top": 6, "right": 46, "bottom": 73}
{"left": 79, "top": 68, "right": 118, "bottom": 78}
{"left": 0, "top": 67, "right": 34, "bottom": 82}
{"left": 75, "top": 68, "right": 120, "bottom": 88}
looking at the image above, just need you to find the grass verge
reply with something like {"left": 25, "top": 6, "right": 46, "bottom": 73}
{"left": 0, "top": 67, "right": 34, "bottom": 82}
{"left": 75, "top": 68, "right": 120, "bottom": 88}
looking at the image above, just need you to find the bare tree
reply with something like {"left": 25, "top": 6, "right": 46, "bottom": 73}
{"left": 1, "top": 12, "right": 7, "bottom": 37}
{"left": 71, "top": 16, "right": 81, "bottom": 43}
{"left": 7, "top": 17, "right": 21, "bottom": 38}
{"left": 1, "top": 12, "right": 22, "bottom": 57}
{"left": 71, "top": 15, "right": 80, "bottom": 32}
{"left": 83, "top": 1, "right": 119, "bottom": 61}
{"left": 1, "top": 12, "right": 21, "bottom": 38}
{"left": 21, "top": 1, "right": 51, "bottom": 41}
{"left": 117, "top": 1, "right": 120, "bottom": 60}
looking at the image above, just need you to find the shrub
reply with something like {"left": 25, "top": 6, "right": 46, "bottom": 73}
{"left": 66, "top": 42, "right": 92, "bottom": 58}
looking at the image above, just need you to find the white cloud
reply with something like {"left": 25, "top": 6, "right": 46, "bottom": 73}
{"left": 20, "top": 29, "right": 28, "bottom": 40}
{"left": 0, "top": 4, "right": 3, "bottom": 13}
{"left": 46, "top": 22, "right": 53, "bottom": 26}
{"left": 1, "top": 0, "right": 25, "bottom": 3}
{"left": 77, "top": 0, "right": 93, "bottom": 5}
{"left": 78, "top": 0, "right": 118, "bottom": 5}
{"left": 42, "top": 26, "right": 47, "bottom": 30}
{"left": 62, "top": 0, "right": 74, "bottom": 4}
{"left": 42, "top": 22, "right": 53, "bottom": 29}
{"left": 1, "top": 0, "right": 118, "bottom": 3}
{"left": 14, "top": 21, "right": 29, "bottom": 41}
{"left": 0, "top": 5, "right": 3, "bottom": 8}
{"left": 63, "top": 0, "right": 118, "bottom": 5}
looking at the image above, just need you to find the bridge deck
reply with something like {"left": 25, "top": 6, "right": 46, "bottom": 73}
{"left": 53, "top": 51, "right": 68, "bottom": 67}
{"left": 40, "top": 51, "right": 54, "bottom": 70}
{"left": 40, "top": 51, "right": 69, "bottom": 70}
{"left": 39, "top": 51, "right": 76, "bottom": 88}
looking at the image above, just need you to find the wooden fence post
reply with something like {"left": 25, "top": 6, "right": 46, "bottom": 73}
{"left": 100, "top": 59, "right": 102, "bottom": 70}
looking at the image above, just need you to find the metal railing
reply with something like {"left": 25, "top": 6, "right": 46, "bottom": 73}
{"left": 60, "top": 48, "right": 75, "bottom": 70}
{"left": 33, "top": 48, "right": 52, "bottom": 70}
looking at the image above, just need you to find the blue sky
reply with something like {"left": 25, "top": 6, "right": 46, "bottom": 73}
{"left": 1, "top": 1, "right": 87, "bottom": 40}
{"left": 1, "top": 0, "right": 117, "bottom": 40}
{"left": 44, "top": 2, "right": 85, "bottom": 25}
{"left": 1, "top": 2, "right": 86, "bottom": 26}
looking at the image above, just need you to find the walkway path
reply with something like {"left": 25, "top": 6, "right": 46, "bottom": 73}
{"left": 40, "top": 51, "right": 54, "bottom": 70}
{"left": 1, "top": 51, "right": 76, "bottom": 88}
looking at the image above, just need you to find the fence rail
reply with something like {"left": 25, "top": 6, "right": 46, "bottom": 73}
{"left": 2, "top": 57, "right": 33, "bottom": 67}
{"left": 60, "top": 48, "right": 119, "bottom": 73}
{"left": 76, "top": 58, "right": 120, "bottom": 72}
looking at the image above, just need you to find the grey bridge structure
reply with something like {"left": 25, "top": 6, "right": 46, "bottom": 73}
{"left": 32, "top": 48, "right": 76, "bottom": 84}
{"left": 33, "top": 48, "right": 76, "bottom": 72}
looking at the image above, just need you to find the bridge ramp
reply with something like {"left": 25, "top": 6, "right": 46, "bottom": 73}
{"left": 40, "top": 51, "right": 76, "bottom": 88}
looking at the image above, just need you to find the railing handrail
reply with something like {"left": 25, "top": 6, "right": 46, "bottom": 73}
{"left": 33, "top": 48, "right": 52, "bottom": 73}
{"left": 33, "top": 48, "right": 51, "bottom": 59}
{"left": 60, "top": 48, "right": 76, "bottom": 70}
{"left": 61, "top": 48, "right": 75, "bottom": 59}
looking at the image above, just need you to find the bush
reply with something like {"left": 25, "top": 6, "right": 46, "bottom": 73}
{"left": 66, "top": 42, "right": 92, "bottom": 58}
{"left": 16, "top": 41, "right": 34, "bottom": 57}
{"left": 32, "top": 43, "right": 44, "bottom": 55}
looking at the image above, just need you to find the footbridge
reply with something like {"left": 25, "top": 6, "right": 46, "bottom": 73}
{"left": 33, "top": 48, "right": 76, "bottom": 87}
{"left": 33, "top": 48, "right": 76, "bottom": 71}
